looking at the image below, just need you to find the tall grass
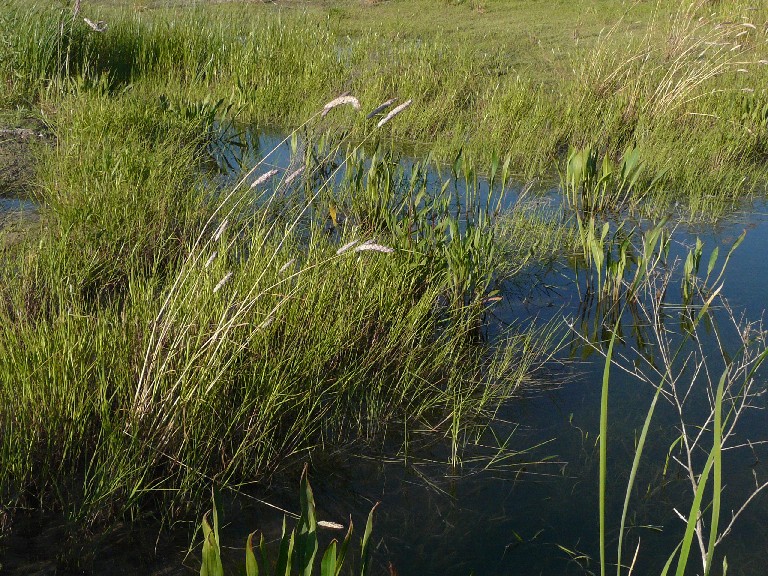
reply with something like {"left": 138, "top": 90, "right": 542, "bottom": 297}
{"left": 0, "top": 76, "right": 561, "bottom": 529}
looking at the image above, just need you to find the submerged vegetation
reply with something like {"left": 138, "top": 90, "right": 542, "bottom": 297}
{"left": 0, "top": 0, "right": 767, "bottom": 574}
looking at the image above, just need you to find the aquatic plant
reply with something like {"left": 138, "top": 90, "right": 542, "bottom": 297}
{"left": 579, "top": 229, "right": 768, "bottom": 575}
{"left": 199, "top": 466, "right": 377, "bottom": 576}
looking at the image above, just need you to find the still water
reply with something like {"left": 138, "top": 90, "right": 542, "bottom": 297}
{"left": 204, "top": 129, "right": 768, "bottom": 576}
{"left": 1, "top": 131, "right": 767, "bottom": 576}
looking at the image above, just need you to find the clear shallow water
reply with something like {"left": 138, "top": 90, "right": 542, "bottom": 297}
{"left": 3, "top": 132, "right": 768, "bottom": 576}
{"left": 199, "top": 130, "right": 768, "bottom": 575}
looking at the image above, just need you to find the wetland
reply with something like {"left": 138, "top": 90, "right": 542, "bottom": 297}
{"left": 1, "top": 1, "right": 768, "bottom": 575}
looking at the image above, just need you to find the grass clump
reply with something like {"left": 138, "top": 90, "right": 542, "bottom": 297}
{"left": 0, "top": 81, "right": 559, "bottom": 529}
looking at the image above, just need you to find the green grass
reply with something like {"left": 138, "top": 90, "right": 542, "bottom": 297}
{"left": 0, "top": 71, "right": 561, "bottom": 526}
{"left": 2, "top": 0, "right": 767, "bottom": 210}
{"left": 1, "top": 0, "right": 768, "bottom": 566}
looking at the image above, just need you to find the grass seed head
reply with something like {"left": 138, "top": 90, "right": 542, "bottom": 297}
{"left": 366, "top": 98, "right": 398, "bottom": 119}
{"left": 213, "top": 218, "right": 228, "bottom": 241}
{"left": 376, "top": 99, "right": 412, "bottom": 128}
{"left": 284, "top": 166, "right": 304, "bottom": 186}
{"left": 213, "top": 271, "right": 233, "bottom": 293}
{"left": 251, "top": 168, "right": 280, "bottom": 188}
{"left": 354, "top": 242, "right": 394, "bottom": 254}
{"left": 336, "top": 240, "right": 359, "bottom": 254}
{"left": 321, "top": 95, "right": 361, "bottom": 117}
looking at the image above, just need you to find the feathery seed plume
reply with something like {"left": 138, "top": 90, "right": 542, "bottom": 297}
{"left": 336, "top": 240, "right": 359, "bottom": 255}
{"left": 366, "top": 98, "right": 398, "bottom": 119}
{"left": 251, "top": 169, "right": 280, "bottom": 188}
{"left": 284, "top": 167, "right": 304, "bottom": 186}
{"left": 354, "top": 243, "right": 394, "bottom": 254}
{"left": 213, "top": 272, "right": 233, "bottom": 293}
{"left": 377, "top": 99, "right": 412, "bottom": 128}
{"left": 83, "top": 18, "right": 107, "bottom": 32}
{"left": 213, "top": 219, "right": 228, "bottom": 242}
{"left": 321, "top": 95, "right": 361, "bottom": 117}
{"left": 205, "top": 251, "right": 218, "bottom": 268}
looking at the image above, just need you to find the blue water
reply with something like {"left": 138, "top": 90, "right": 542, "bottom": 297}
{"left": 3, "top": 131, "right": 767, "bottom": 576}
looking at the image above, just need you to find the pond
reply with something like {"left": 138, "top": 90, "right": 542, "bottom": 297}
{"left": 1, "top": 129, "right": 767, "bottom": 576}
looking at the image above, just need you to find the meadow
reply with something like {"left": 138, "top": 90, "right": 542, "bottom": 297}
{"left": 0, "top": 0, "right": 767, "bottom": 574}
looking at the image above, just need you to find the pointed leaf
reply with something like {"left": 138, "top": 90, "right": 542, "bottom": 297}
{"left": 247, "top": 532, "right": 259, "bottom": 576}
{"left": 320, "top": 540, "right": 338, "bottom": 576}
{"left": 360, "top": 503, "right": 379, "bottom": 576}
{"left": 296, "top": 464, "right": 319, "bottom": 576}
{"left": 275, "top": 520, "right": 295, "bottom": 576}
{"left": 335, "top": 517, "right": 354, "bottom": 576}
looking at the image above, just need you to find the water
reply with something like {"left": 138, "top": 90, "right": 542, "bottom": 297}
{"left": 198, "top": 129, "right": 768, "bottom": 575}
{"left": 3, "top": 131, "right": 768, "bottom": 576}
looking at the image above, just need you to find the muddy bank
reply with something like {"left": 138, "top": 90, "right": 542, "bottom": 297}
{"left": 0, "top": 125, "right": 46, "bottom": 197}
{"left": 0, "top": 122, "right": 46, "bottom": 242}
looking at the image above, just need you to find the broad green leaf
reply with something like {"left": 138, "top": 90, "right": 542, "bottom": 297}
{"left": 320, "top": 540, "right": 338, "bottom": 576}
{"left": 706, "top": 246, "right": 719, "bottom": 280}
{"left": 296, "top": 464, "right": 319, "bottom": 576}
{"left": 275, "top": 522, "right": 295, "bottom": 576}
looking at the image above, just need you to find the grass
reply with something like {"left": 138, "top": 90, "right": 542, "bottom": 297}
{"left": 0, "top": 62, "right": 563, "bottom": 531}
{"left": 1, "top": 0, "right": 767, "bottom": 212}
{"left": 1, "top": 0, "right": 768, "bottom": 573}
